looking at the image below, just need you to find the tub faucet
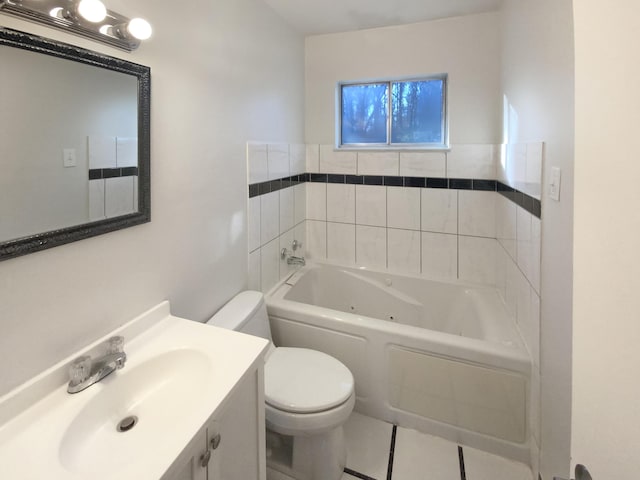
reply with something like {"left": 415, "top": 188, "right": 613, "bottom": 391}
{"left": 67, "top": 336, "right": 127, "bottom": 394}
{"left": 281, "top": 248, "right": 306, "bottom": 266}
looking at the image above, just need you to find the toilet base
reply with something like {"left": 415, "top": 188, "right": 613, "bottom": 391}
{"left": 266, "top": 426, "right": 346, "bottom": 480}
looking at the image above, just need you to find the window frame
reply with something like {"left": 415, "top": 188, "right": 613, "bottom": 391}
{"left": 336, "top": 74, "right": 449, "bottom": 151}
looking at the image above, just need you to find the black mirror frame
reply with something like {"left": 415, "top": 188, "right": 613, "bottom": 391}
{"left": 0, "top": 27, "right": 151, "bottom": 261}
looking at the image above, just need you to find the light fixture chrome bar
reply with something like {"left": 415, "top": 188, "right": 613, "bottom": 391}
{"left": 0, "top": 0, "right": 141, "bottom": 51}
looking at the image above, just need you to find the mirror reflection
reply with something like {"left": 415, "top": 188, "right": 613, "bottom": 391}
{"left": 0, "top": 44, "right": 139, "bottom": 243}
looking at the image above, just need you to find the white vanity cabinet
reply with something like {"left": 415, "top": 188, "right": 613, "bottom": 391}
{"left": 163, "top": 365, "right": 266, "bottom": 480}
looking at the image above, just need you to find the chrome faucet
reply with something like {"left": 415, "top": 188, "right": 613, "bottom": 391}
{"left": 67, "top": 336, "right": 127, "bottom": 394}
{"left": 281, "top": 239, "right": 306, "bottom": 266}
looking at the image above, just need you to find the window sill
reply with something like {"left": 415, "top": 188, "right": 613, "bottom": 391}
{"left": 335, "top": 145, "right": 451, "bottom": 153}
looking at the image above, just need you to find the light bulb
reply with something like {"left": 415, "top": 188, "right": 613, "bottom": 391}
{"left": 127, "top": 18, "right": 152, "bottom": 40}
{"left": 77, "top": 0, "right": 107, "bottom": 23}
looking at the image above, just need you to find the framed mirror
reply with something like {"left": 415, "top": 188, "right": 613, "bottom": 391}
{"left": 0, "top": 27, "right": 150, "bottom": 261}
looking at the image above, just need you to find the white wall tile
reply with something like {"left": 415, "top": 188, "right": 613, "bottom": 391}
{"left": 306, "top": 182, "right": 327, "bottom": 221}
{"left": 320, "top": 145, "right": 357, "bottom": 174}
{"left": 327, "top": 222, "right": 356, "bottom": 265}
{"left": 530, "top": 290, "right": 541, "bottom": 367}
{"left": 89, "top": 179, "right": 105, "bottom": 221}
{"left": 387, "top": 187, "right": 420, "bottom": 230}
{"left": 89, "top": 135, "right": 116, "bottom": 169}
{"left": 495, "top": 243, "right": 508, "bottom": 303}
{"left": 247, "top": 143, "right": 268, "bottom": 184}
{"left": 421, "top": 189, "right": 457, "bottom": 234}
{"left": 279, "top": 187, "right": 295, "bottom": 234}
{"left": 458, "top": 190, "right": 496, "bottom": 238}
{"left": 248, "top": 196, "right": 261, "bottom": 252}
{"left": 289, "top": 143, "right": 306, "bottom": 175}
{"left": 279, "top": 228, "right": 295, "bottom": 279}
{"left": 387, "top": 229, "right": 421, "bottom": 274}
{"left": 260, "top": 191, "right": 279, "bottom": 245}
{"left": 306, "top": 144, "right": 320, "bottom": 173}
{"left": 105, "top": 177, "right": 135, "bottom": 218}
{"left": 516, "top": 207, "right": 541, "bottom": 294}
{"left": 357, "top": 151, "right": 399, "bottom": 176}
{"left": 260, "top": 238, "right": 280, "bottom": 294}
{"left": 399, "top": 151, "right": 446, "bottom": 177}
{"left": 356, "top": 185, "right": 386, "bottom": 227}
{"left": 356, "top": 225, "right": 387, "bottom": 269}
{"left": 294, "top": 183, "right": 306, "bottom": 225}
{"left": 531, "top": 216, "right": 541, "bottom": 294}
{"left": 327, "top": 184, "right": 356, "bottom": 223}
{"left": 267, "top": 143, "right": 289, "bottom": 180}
{"left": 116, "top": 137, "right": 137, "bottom": 168}
{"left": 306, "top": 220, "right": 327, "bottom": 260}
{"left": 458, "top": 236, "right": 496, "bottom": 285}
{"left": 248, "top": 249, "right": 261, "bottom": 291}
{"left": 447, "top": 144, "right": 496, "bottom": 179}
{"left": 496, "top": 194, "right": 517, "bottom": 260}
{"left": 421, "top": 232, "right": 458, "bottom": 280}
{"left": 504, "top": 253, "right": 519, "bottom": 317}
{"left": 293, "top": 221, "right": 307, "bottom": 258}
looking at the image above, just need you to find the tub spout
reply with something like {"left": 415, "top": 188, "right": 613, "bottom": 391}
{"left": 281, "top": 248, "right": 306, "bottom": 266}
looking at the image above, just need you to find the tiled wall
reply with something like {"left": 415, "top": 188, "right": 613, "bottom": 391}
{"left": 247, "top": 143, "right": 307, "bottom": 293}
{"left": 88, "top": 135, "right": 139, "bottom": 221}
{"left": 248, "top": 142, "right": 542, "bottom": 291}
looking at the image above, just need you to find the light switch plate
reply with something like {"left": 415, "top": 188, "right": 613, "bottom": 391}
{"left": 63, "top": 148, "right": 76, "bottom": 168}
{"left": 549, "top": 166, "right": 561, "bottom": 201}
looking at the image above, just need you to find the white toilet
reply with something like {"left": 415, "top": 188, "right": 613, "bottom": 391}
{"left": 207, "top": 291, "right": 355, "bottom": 480}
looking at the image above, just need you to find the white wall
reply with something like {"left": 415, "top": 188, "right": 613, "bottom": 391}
{"left": 0, "top": 0, "right": 304, "bottom": 396}
{"left": 500, "top": 2, "right": 575, "bottom": 479}
{"left": 305, "top": 12, "right": 502, "bottom": 145}
{"left": 572, "top": 1, "right": 640, "bottom": 478}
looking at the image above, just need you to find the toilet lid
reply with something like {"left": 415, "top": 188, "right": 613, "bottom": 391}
{"left": 265, "top": 347, "right": 354, "bottom": 414}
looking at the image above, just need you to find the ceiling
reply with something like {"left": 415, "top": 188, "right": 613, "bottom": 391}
{"left": 261, "top": 0, "right": 504, "bottom": 35}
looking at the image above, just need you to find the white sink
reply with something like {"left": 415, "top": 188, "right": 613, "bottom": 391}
{"left": 0, "top": 301, "right": 269, "bottom": 480}
{"left": 59, "top": 349, "right": 213, "bottom": 475}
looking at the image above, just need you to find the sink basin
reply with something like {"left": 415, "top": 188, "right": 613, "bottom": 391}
{"left": 59, "top": 349, "right": 212, "bottom": 475}
{"left": 0, "top": 301, "right": 269, "bottom": 480}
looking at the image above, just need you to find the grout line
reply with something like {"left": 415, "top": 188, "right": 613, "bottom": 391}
{"left": 458, "top": 446, "right": 467, "bottom": 480}
{"left": 386, "top": 424, "right": 397, "bottom": 480}
{"left": 343, "top": 468, "right": 377, "bottom": 480}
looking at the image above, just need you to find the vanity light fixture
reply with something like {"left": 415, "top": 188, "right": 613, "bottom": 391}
{"left": 0, "top": 0, "right": 152, "bottom": 51}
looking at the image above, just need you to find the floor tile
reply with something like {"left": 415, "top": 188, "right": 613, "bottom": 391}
{"left": 391, "top": 426, "right": 460, "bottom": 479}
{"left": 463, "top": 445, "right": 533, "bottom": 480}
{"left": 344, "top": 412, "right": 393, "bottom": 479}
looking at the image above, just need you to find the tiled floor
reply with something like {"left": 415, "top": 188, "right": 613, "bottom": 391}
{"left": 341, "top": 412, "right": 533, "bottom": 480}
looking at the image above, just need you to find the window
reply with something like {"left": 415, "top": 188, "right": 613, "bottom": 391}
{"left": 339, "top": 75, "right": 448, "bottom": 149}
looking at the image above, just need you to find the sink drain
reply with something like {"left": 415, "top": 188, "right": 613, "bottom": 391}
{"left": 117, "top": 415, "right": 138, "bottom": 433}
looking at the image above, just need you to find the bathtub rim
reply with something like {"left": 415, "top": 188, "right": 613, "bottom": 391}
{"left": 266, "top": 262, "right": 531, "bottom": 375}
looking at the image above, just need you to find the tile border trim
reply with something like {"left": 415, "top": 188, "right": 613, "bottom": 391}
{"left": 89, "top": 167, "right": 139, "bottom": 180}
{"left": 248, "top": 174, "right": 541, "bottom": 218}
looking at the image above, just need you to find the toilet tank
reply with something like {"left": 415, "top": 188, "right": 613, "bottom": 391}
{"left": 207, "top": 290, "right": 273, "bottom": 342}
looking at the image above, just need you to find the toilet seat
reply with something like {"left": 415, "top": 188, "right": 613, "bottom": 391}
{"left": 265, "top": 347, "right": 354, "bottom": 414}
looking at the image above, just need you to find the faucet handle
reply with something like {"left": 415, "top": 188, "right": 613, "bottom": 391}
{"left": 107, "top": 336, "right": 124, "bottom": 354}
{"left": 69, "top": 355, "right": 92, "bottom": 385}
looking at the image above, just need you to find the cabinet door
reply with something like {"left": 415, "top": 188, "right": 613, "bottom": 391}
{"left": 208, "top": 367, "right": 265, "bottom": 480}
{"left": 162, "top": 430, "right": 209, "bottom": 480}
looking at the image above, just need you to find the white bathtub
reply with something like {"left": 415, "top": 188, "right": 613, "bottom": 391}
{"left": 266, "top": 263, "right": 532, "bottom": 464}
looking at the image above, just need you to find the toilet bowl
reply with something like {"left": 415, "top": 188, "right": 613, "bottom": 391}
{"left": 207, "top": 291, "right": 355, "bottom": 480}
